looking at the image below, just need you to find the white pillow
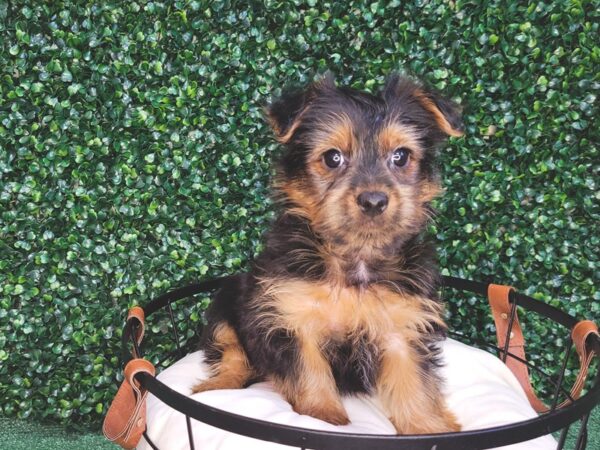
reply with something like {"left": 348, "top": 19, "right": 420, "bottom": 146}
{"left": 139, "top": 338, "right": 556, "bottom": 450}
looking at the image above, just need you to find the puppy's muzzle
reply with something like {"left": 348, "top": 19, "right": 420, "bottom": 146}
{"left": 357, "top": 191, "right": 388, "bottom": 217}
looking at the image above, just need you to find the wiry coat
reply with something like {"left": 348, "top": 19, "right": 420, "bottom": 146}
{"left": 194, "top": 74, "right": 464, "bottom": 434}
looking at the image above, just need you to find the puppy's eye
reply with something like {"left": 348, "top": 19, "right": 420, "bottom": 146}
{"left": 323, "top": 149, "right": 344, "bottom": 168}
{"left": 392, "top": 147, "right": 410, "bottom": 167}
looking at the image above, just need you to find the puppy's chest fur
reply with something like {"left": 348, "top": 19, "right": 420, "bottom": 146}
{"left": 252, "top": 278, "right": 444, "bottom": 393}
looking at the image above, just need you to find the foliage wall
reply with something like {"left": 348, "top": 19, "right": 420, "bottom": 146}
{"left": 0, "top": 0, "right": 597, "bottom": 428}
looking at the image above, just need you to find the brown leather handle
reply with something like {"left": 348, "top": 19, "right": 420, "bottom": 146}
{"left": 568, "top": 320, "right": 599, "bottom": 405}
{"left": 103, "top": 358, "right": 155, "bottom": 449}
{"left": 488, "top": 284, "right": 599, "bottom": 413}
{"left": 127, "top": 306, "right": 145, "bottom": 358}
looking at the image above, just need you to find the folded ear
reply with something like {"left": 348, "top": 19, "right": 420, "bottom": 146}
{"left": 265, "top": 88, "right": 309, "bottom": 143}
{"left": 383, "top": 74, "right": 464, "bottom": 138}
{"left": 266, "top": 74, "right": 336, "bottom": 143}
{"left": 413, "top": 88, "right": 465, "bottom": 137}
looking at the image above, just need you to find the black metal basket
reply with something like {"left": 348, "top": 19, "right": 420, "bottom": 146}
{"left": 118, "top": 275, "right": 600, "bottom": 450}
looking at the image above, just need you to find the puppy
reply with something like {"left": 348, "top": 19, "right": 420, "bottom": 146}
{"left": 193, "top": 74, "right": 463, "bottom": 434}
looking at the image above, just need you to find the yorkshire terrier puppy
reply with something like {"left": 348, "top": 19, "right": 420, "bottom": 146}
{"left": 193, "top": 74, "right": 464, "bottom": 434}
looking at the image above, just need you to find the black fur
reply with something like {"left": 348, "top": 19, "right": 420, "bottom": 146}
{"left": 200, "top": 74, "right": 462, "bottom": 396}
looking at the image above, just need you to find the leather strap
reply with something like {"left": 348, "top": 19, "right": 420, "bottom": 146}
{"left": 103, "top": 358, "right": 155, "bottom": 449}
{"left": 488, "top": 284, "right": 547, "bottom": 412}
{"left": 127, "top": 306, "right": 145, "bottom": 352}
{"left": 568, "top": 320, "right": 599, "bottom": 406}
{"left": 488, "top": 284, "right": 599, "bottom": 412}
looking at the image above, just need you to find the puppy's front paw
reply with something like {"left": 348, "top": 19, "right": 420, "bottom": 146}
{"left": 191, "top": 375, "right": 243, "bottom": 394}
{"left": 190, "top": 379, "right": 216, "bottom": 394}
{"left": 441, "top": 409, "right": 461, "bottom": 432}
{"left": 294, "top": 401, "right": 350, "bottom": 426}
{"left": 390, "top": 407, "right": 461, "bottom": 434}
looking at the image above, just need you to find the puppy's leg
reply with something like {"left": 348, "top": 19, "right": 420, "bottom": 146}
{"left": 273, "top": 335, "right": 349, "bottom": 425}
{"left": 192, "top": 322, "right": 252, "bottom": 393}
{"left": 377, "top": 335, "right": 460, "bottom": 434}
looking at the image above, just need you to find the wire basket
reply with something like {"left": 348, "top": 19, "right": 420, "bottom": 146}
{"left": 104, "top": 274, "right": 600, "bottom": 450}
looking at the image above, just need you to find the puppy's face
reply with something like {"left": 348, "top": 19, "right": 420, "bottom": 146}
{"left": 267, "top": 75, "right": 463, "bottom": 253}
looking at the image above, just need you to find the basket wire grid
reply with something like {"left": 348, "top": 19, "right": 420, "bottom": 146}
{"left": 119, "top": 275, "right": 600, "bottom": 450}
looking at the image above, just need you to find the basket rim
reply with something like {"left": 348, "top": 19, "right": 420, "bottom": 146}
{"left": 123, "top": 274, "right": 600, "bottom": 450}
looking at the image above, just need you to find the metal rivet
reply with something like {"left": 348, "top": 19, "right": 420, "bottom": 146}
{"left": 501, "top": 313, "right": 508, "bottom": 320}
{"left": 137, "top": 418, "right": 144, "bottom": 428}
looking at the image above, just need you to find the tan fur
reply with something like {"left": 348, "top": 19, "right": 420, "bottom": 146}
{"left": 250, "top": 279, "right": 455, "bottom": 432}
{"left": 306, "top": 178, "right": 433, "bottom": 263}
{"left": 255, "top": 280, "right": 445, "bottom": 352}
{"left": 414, "top": 89, "right": 464, "bottom": 137}
{"left": 273, "top": 113, "right": 441, "bottom": 257}
{"left": 377, "top": 123, "right": 423, "bottom": 156}
{"left": 192, "top": 323, "right": 252, "bottom": 393}
{"left": 274, "top": 119, "right": 439, "bottom": 259}
{"left": 377, "top": 336, "right": 460, "bottom": 433}
{"left": 272, "top": 334, "right": 349, "bottom": 425}
{"left": 418, "top": 181, "right": 443, "bottom": 203}
{"left": 273, "top": 178, "right": 320, "bottom": 220}
{"left": 307, "top": 114, "right": 357, "bottom": 162}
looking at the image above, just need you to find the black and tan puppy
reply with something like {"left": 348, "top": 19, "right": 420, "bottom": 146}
{"left": 193, "top": 74, "right": 463, "bottom": 434}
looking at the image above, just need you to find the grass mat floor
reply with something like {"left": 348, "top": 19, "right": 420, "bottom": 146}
{"left": 0, "top": 418, "right": 117, "bottom": 450}
{"left": 0, "top": 408, "right": 597, "bottom": 449}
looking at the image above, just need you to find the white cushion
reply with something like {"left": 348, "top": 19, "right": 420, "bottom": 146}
{"left": 139, "top": 338, "right": 556, "bottom": 450}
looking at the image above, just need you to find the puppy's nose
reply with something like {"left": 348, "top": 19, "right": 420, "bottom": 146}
{"left": 357, "top": 191, "right": 388, "bottom": 216}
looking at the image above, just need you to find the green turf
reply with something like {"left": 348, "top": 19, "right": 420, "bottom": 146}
{"left": 0, "top": 418, "right": 117, "bottom": 450}
{"left": 561, "top": 406, "right": 600, "bottom": 449}
{"left": 0, "top": 408, "right": 597, "bottom": 449}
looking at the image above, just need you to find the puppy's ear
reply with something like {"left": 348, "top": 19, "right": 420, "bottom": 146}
{"left": 266, "top": 88, "right": 309, "bottom": 143}
{"left": 266, "top": 74, "right": 336, "bottom": 143}
{"left": 414, "top": 88, "right": 464, "bottom": 137}
{"left": 384, "top": 74, "right": 464, "bottom": 137}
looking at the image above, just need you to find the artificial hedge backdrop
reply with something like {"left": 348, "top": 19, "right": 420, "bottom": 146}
{"left": 0, "top": 0, "right": 598, "bottom": 430}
